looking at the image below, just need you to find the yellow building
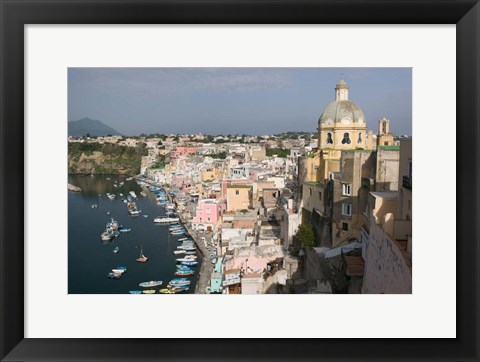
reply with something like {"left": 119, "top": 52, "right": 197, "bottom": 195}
{"left": 201, "top": 166, "right": 222, "bottom": 182}
{"left": 226, "top": 185, "right": 252, "bottom": 212}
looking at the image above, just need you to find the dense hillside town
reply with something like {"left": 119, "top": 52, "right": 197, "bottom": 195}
{"left": 68, "top": 79, "right": 412, "bottom": 294}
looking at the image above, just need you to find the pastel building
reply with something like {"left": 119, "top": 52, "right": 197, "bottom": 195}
{"left": 226, "top": 185, "right": 252, "bottom": 212}
{"left": 171, "top": 146, "right": 199, "bottom": 158}
{"left": 191, "top": 199, "right": 224, "bottom": 232}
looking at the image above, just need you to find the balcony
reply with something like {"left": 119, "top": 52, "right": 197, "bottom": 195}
{"left": 402, "top": 176, "right": 412, "bottom": 189}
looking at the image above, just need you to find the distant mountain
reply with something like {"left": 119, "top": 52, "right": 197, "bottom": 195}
{"left": 68, "top": 117, "right": 122, "bottom": 137}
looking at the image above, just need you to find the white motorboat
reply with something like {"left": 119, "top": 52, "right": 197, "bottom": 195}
{"left": 139, "top": 281, "right": 162, "bottom": 288}
{"left": 154, "top": 217, "right": 180, "bottom": 223}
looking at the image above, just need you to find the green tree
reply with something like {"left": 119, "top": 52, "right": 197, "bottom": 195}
{"left": 295, "top": 224, "right": 315, "bottom": 249}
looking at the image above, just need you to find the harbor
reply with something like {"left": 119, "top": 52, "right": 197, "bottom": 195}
{"left": 68, "top": 174, "right": 202, "bottom": 294}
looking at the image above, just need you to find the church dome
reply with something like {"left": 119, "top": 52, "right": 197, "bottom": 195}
{"left": 318, "top": 78, "right": 366, "bottom": 127}
{"left": 318, "top": 100, "right": 366, "bottom": 126}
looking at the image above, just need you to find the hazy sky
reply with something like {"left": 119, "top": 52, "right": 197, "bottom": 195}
{"left": 68, "top": 68, "right": 412, "bottom": 136}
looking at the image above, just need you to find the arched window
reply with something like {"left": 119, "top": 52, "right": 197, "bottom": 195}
{"left": 358, "top": 133, "right": 362, "bottom": 143}
{"left": 326, "top": 132, "right": 333, "bottom": 144}
{"left": 342, "top": 132, "right": 351, "bottom": 144}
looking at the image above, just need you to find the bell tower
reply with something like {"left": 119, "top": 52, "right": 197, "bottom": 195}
{"left": 377, "top": 117, "right": 394, "bottom": 146}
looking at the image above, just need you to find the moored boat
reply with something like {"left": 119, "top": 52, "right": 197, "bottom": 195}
{"left": 113, "top": 246, "right": 120, "bottom": 254}
{"left": 154, "top": 216, "right": 180, "bottom": 223}
{"left": 169, "top": 279, "right": 191, "bottom": 287}
{"left": 170, "top": 230, "right": 186, "bottom": 235}
{"left": 107, "top": 272, "right": 122, "bottom": 279}
{"left": 142, "top": 290, "right": 156, "bottom": 294}
{"left": 176, "top": 256, "right": 197, "bottom": 262}
{"left": 119, "top": 227, "right": 131, "bottom": 233}
{"left": 136, "top": 244, "right": 148, "bottom": 263}
{"left": 180, "top": 261, "right": 198, "bottom": 266}
{"left": 139, "top": 280, "right": 163, "bottom": 288}
{"left": 101, "top": 228, "right": 114, "bottom": 241}
{"left": 129, "top": 290, "right": 142, "bottom": 294}
{"left": 174, "top": 270, "right": 195, "bottom": 276}
{"left": 159, "top": 287, "right": 176, "bottom": 294}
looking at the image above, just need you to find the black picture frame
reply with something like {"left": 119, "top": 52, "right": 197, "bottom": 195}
{"left": 1, "top": 0, "right": 478, "bottom": 361}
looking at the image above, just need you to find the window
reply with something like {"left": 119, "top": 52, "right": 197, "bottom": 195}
{"left": 206, "top": 208, "right": 211, "bottom": 214}
{"left": 342, "top": 203, "right": 352, "bottom": 216}
{"left": 326, "top": 133, "right": 333, "bottom": 144}
{"left": 235, "top": 190, "right": 239, "bottom": 195}
{"left": 384, "top": 141, "right": 389, "bottom": 146}
{"left": 319, "top": 192, "right": 322, "bottom": 201}
{"left": 358, "top": 133, "right": 362, "bottom": 143}
{"left": 342, "top": 222, "right": 349, "bottom": 231}
{"left": 207, "top": 217, "right": 211, "bottom": 222}
{"left": 341, "top": 133, "right": 351, "bottom": 144}
{"left": 309, "top": 188, "right": 312, "bottom": 196}
{"left": 342, "top": 183, "right": 351, "bottom": 196}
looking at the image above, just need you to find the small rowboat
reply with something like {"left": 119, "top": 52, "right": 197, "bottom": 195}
{"left": 119, "top": 228, "right": 131, "bottom": 233}
{"left": 139, "top": 281, "right": 163, "bottom": 288}
{"left": 129, "top": 290, "right": 142, "bottom": 294}
{"left": 107, "top": 272, "right": 122, "bottom": 279}
{"left": 159, "top": 288, "right": 176, "bottom": 294}
{"left": 142, "top": 290, "right": 156, "bottom": 294}
{"left": 113, "top": 247, "right": 120, "bottom": 254}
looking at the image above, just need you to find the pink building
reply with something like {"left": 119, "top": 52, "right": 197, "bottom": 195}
{"left": 191, "top": 199, "right": 225, "bottom": 232}
{"left": 171, "top": 146, "right": 199, "bottom": 158}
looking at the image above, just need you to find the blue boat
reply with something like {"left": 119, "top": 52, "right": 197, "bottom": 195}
{"left": 117, "top": 266, "right": 127, "bottom": 270}
{"left": 171, "top": 230, "right": 186, "bottom": 235}
{"left": 129, "top": 290, "right": 142, "bottom": 294}
{"left": 181, "top": 261, "right": 198, "bottom": 266}
{"left": 176, "top": 265, "right": 193, "bottom": 271}
{"left": 119, "top": 227, "right": 131, "bottom": 233}
{"left": 113, "top": 247, "right": 120, "bottom": 254}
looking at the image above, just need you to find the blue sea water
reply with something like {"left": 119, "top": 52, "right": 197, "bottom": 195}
{"left": 68, "top": 175, "right": 199, "bottom": 294}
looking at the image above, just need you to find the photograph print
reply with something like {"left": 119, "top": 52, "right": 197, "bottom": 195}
{"left": 68, "top": 67, "right": 412, "bottom": 295}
